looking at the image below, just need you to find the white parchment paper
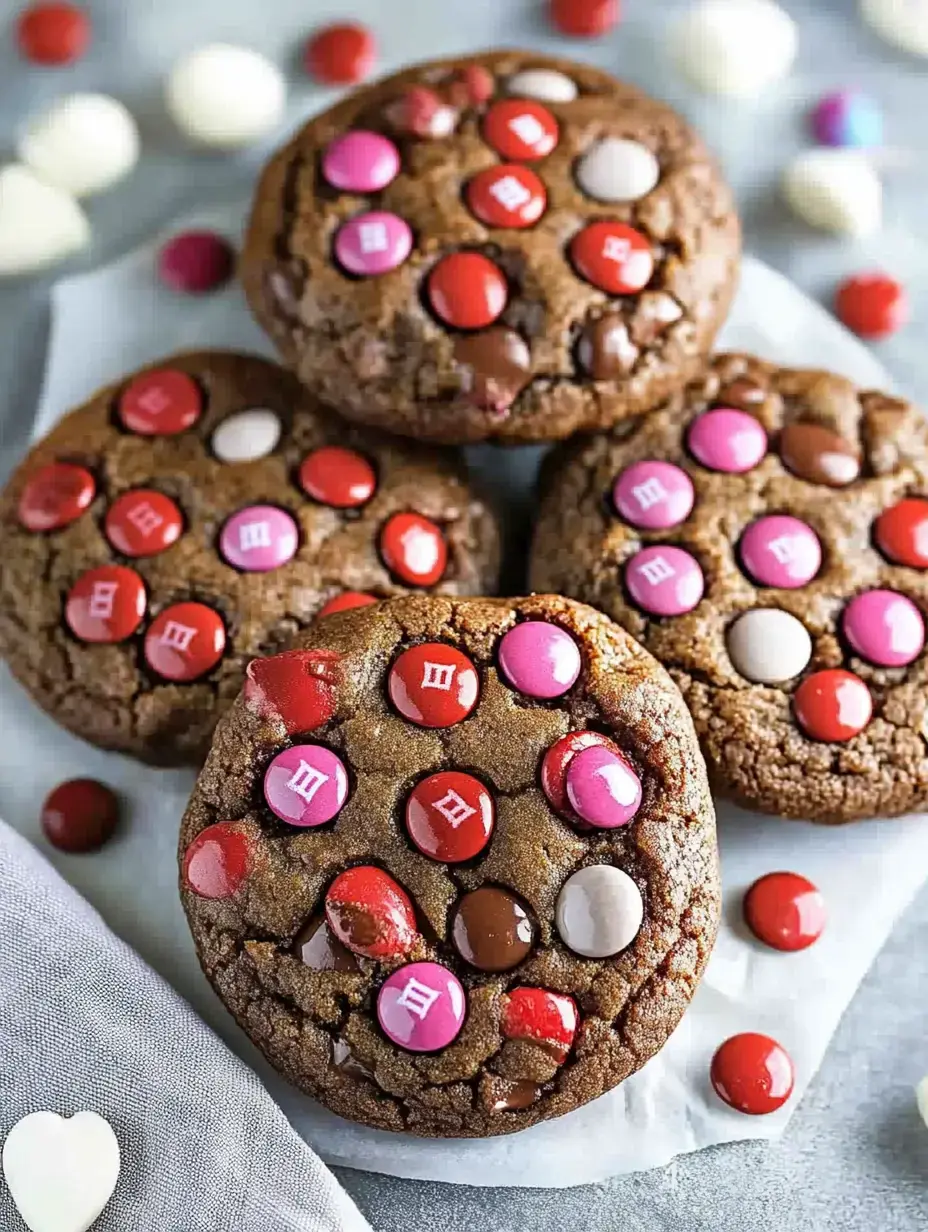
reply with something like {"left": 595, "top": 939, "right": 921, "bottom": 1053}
{"left": 2, "top": 201, "right": 926, "bottom": 1187}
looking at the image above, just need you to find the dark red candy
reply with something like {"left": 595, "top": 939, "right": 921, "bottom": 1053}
{"left": 182, "top": 822, "right": 252, "bottom": 899}
{"left": 16, "top": 2, "right": 90, "bottom": 65}
{"left": 304, "top": 21, "right": 376, "bottom": 85}
{"left": 501, "top": 987, "right": 579, "bottom": 1062}
{"left": 835, "top": 273, "right": 908, "bottom": 340}
{"left": 158, "top": 231, "right": 236, "bottom": 294}
{"left": 65, "top": 564, "right": 146, "bottom": 643}
{"left": 17, "top": 462, "right": 95, "bottom": 531}
{"left": 710, "top": 1032, "right": 795, "bottom": 1115}
{"left": 318, "top": 592, "right": 378, "bottom": 618}
{"left": 379, "top": 512, "right": 448, "bottom": 586}
{"left": 743, "top": 871, "right": 826, "bottom": 952}
{"left": 549, "top": 0, "right": 620, "bottom": 37}
{"left": 324, "top": 865, "right": 417, "bottom": 959}
{"left": 41, "top": 778, "right": 118, "bottom": 853}
{"left": 299, "top": 446, "right": 377, "bottom": 508}
{"left": 244, "top": 648, "right": 341, "bottom": 735}
{"left": 388, "top": 642, "right": 479, "bottom": 727}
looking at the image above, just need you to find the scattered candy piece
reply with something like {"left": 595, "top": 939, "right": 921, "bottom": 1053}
{"left": 15, "top": 2, "right": 90, "bottom": 65}
{"left": 245, "top": 648, "right": 340, "bottom": 734}
{"left": 304, "top": 21, "right": 376, "bottom": 85}
{"left": 916, "top": 1075, "right": 928, "bottom": 1129}
{"left": 501, "top": 988, "right": 578, "bottom": 1061}
{"left": 810, "top": 90, "right": 883, "bottom": 148}
{"left": 452, "top": 886, "right": 535, "bottom": 971}
{"left": 782, "top": 149, "right": 882, "bottom": 236}
{"left": 575, "top": 137, "right": 660, "bottom": 203}
{"left": 264, "top": 744, "right": 349, "bottom": 827}
{"left": 379, "top": 511, "right": 448, "bottom": 586}
{"left": 556, "top": 864, "right": 643, "bottom": 958}
{"left": 158, "top": 230, "right": 235, "bottom": 294}
{"left": 549, "top": 0, "right": 620, "bottom": 37}
{"left": 211, "top": 408, "right": 281, "bottom": 463}
{"left": 388, "top": 643, "right": 479, "bottom": 727}
{"left": 743, "top": 871, "right": 826, "bottom": 951}
{"left": 0, "top": 164, "right": 89, "bottom": 276}
{"left": 671, "top": 0, "right": 798, "bottom": 97}
{"left": 842, "top": 589, "right": 925, "bottom": 667}
{"left": 377, "top": 961, "right": 466, "bottom": 1052}
{"left": 2, "top": 1111, "right": 120, "bottom": 1232}
{"left": 18, "top": 93, "right": 139, "bottom": 198}
{"left": 325, "top": 865, "right": 417, "bottom": 959}
{"left": 183, "top": 821, "right": 252, "bottom": 898}
{"left": 498, "top": 621, "right": 581, "bottom": 699}
{"left": 166, "top": 44, "right": 286, "bottom": 149}
{"left": 405, "top": 771, "right": 494, "bottom": 862}
{"left": 874, "top": 499, "right": 928, "bottom": 568}
{"left": 861, "top": 0, "right": 928, "bottom": 59}
{"left": 710, "top": 1032, "right": 794, "bottom": 1114}
{"left": 834, "top": 272, "right": 908, "bottom": 339}
{"left": 65, "top": 564, "right": 146, "bottom": 643}
{"left": 506, "top": 69, "right": 578, "bottom": 103}
{"left": 143, "top": 601, "right": 226, "bottom": 682}
{"left": 793, "top": 669, "right": 872, "bottom": 742}
{"left": 726, "top": 608, "right": 812, "bottom": 684}
{"left": 41, "top": 778, "right": 119, "bottom": 853}
{"left": 17, "top": 461, "right": 94, "bottom": 531}
{"left": 104, "top": 489, "right": 183, "bottom": 558}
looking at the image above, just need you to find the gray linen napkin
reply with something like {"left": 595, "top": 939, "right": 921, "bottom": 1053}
{"left": 0, "top": 821, "right": 372, "bottom": 1232}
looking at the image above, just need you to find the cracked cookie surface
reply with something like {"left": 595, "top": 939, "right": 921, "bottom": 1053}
{"left": 531, "top": 353, "right": 928, "bottom": 823}
{"left": 0, "top": 351, "right": 500, "bottom": 765}
{"left": 241, "top": 50, "right": 740, "bottom": 444}
{"left": 178, "top": 594, "right": 719, "bottom": 1137}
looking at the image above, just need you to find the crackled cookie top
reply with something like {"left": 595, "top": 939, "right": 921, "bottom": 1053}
{"left": 0, "top": 351, "right": 499, "bottom": 764}
{"left": 242, "top": 50, "right": 740, "bottom": 444}
{"left": 179, "top": 595, "right": 718, "bottom": 1137}
{"left": 531, "top": 353, "right": 928, "bottom": 823}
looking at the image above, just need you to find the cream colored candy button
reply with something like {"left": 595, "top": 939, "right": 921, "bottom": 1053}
{"left": 782, "top": 149, "right": 882, "bottom": 237}
{"left": 916, "top": 1075, "right": 928, "bottom": 1128}
{"left": 506, "top": 68, "right": 578, "bottom": 103}
{"left": 671, "top": 0, "right": 798, "bottom": 98}
{"left": 18, "top": 94, "right": 139, "bottom": 198}
{"left": 166, "top": 44, "right": 286, "bottom": 149}
{"left": 861, "top": 0, "right": 928, "bottom": 58}
{"left": 576, "top": 137, "right": 660, "bottom": 203}
{"left": 0, "top": 165, "right": 89, "bottom": 276}
{"left": 211, "top": 409, "right": 281, "bottom": 463}
{"left": 556, "top": 865, "right": 643, "bottom": 958}
{"left": 727, "top": 608, "right": 812, "bottom": 684}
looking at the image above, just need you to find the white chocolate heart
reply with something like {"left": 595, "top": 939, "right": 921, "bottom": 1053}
{"left": 0, "top": 165, "right": 89, "bottom": 277}
{"left": 166, "top": 44, "right": 286, "bottom": 149}
{"left": 782, "top": 149, "right": 882, "bottom": 236}
{"left": 2, "top": 1111, "right": 120, "bottom": 1232}
{"left": 18, "top": 94, "right": 139, "bottom": 198}
{"left": 861, "top": 0, "right": 928, "bottom": 58}
{"left": 671, "top": 0, "right": 798, "bottom": 97}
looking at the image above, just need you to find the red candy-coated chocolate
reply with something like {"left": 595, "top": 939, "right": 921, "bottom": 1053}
{"left": 65, "top": 565, "right": 146, "bottom": 643}
{"left": 405, "top": 771, "right": 495, "bottom": 862}
{"left": 482, "top": 99, "right": 559, "bottom": 161}
{"left": 183, "top": 822, "right": 252, "bottom": 899}
{"left": 16, "top": 2, "right": 90, "bottom": 65}
{"left": 143, "top": 602, "right": 225, "bottom": 682}
{"left": 427, "top": 252, "right": 508, "bottom": 330}
{"left": 299, "top": 446, "right": 377, "bottom": 508}
{"left": 41, "top": 778, "right": 118, "bottom": 853}
{"left": 549, "top": 0, "right": 620, "bottom": 37}
{"left": 541, "top": 730, "right": 617, "bottom": 820}
{"left": 501, "top": 987, "right": 579, "bottom": 1062}
{"left": 570, "top": 221, "right": 653, "bottom": 295}
{"left": 710, "top": 1032, "right": 795, "bottom": 1115}
{"left": 793, "top": 669, "right": 872, "bottom": 743}
{"left": 835, "top": 273, "right": 908, "bottom": 340}
{"left": 104, "top": 489, "right": 183, "bottom": 557}
{"left": 743, "top": 871, "right": 826, "bottom": 952}
{"left": 874, "top": 498, "right": 928, "bottom": 568}
{"left": 466, "top": 164, "right": 547, "bottom": 229}
{"left": 445, "top": 64, "right": 495, "bottom": 107}
{"left": 17, "top": 462, "right": 95, "bottom": 531}
{"left": 325, "top": 865, "right": 417, "bottom": 959}
{"left": 388, "top": 642, "right": 479, "bottom": 728}
{"left": 303, "top": 21, "right": 376, "bottom": 85}
{"left": 244, "top": 648, "right": 340, "bottom": 734}
{"left": 379, "top": 512, "right": 448, "bottom": 587}
{"left": 387, "top": 86, "right": 454, "bottom": 138}
{"left": 318, "top": 592, "right": 378, "bottom": 618}
{"left": 158, "top": 230, "right": 236, "bottom": 294}
{"left": 118, "top": 369, "right": 202, "bottom": 436}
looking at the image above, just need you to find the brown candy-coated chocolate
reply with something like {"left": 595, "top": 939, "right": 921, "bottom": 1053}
{"left": 451, "top": 886, "right": 535, "bottom": 972}
{"left": 779, "top": 421, "right": 861, "bottom": 487}
{"left": 453, "top": 328, "right": 531, "bottom": 417}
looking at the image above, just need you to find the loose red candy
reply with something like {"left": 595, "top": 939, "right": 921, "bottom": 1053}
{"left": 744, "top": 871, "right": 826, "bottom": 952}
{"left": 183, "top": 822, "right": 251, "bottom": 899}
{"left": 244, "top": 648, "right": 340, "bottom": 734}
{"left": 501, "top": 987, "right": 579, "bottom": 1062}
{"left": 118, "top": 369, "right": 202, "bottom": 436}
{"left": 325, "top": 865, "right": 417, "bottom": 959}
{"left": 318, "top": 592, "right": 378, "bottom": 618}
{"left": 304, "top": 21, "right": 376, "bottom": 85}
{"left": 710, "top": 1032, "right": 795, "bottom": 1115}
{"left": 835, "top": 273, "right": 908, "bottom": 340}
{"left": 158, "top": 230, "right": 236, "bottom": 294}
{"left": 41, "top": 778, "right": 118, "bottom": 853}
{"left": 483, "top": 99, "right": 559, "bottom": 161}
{"left": 406, "top": 771, "right": 495, "bottom": 862}
{"left": 874, "top": 498, "right": 928, "bottom": 568}
{"left": 18, "top": 462, "right": 95, "bottom": 531}
{"left": 379, "top": 511, "right": 448, "bottom": 587}
{"left": 104, "top": 489, "right": 183, "bottom": 557}
{"left": 570, "top": 221, "right": 653, "bottom": 295}
{"left": 144, "top": 602, "right": 225, "bottom": 682}
{"left": 65, "top": 565, "right": 146, "bottom": 643}
{"left": 16, "top": 2, "right": 90, "bottom": 65}
{"left": 549, "top": 0, "right": 620, "bottom": 37}
{"left": 299, "top": 446, "right": 377, "bottom": 508}
{"left": 541, "top": 730, "right": 618, "bottom": 820}
{"left": 793, "top": 669, "right": 872, "bottom": 743}
{"left": 466, "top": 164, "right": 547, "bottom": 229}
{"left": 427, "top": 252, "right": 508, "bottom": 330}
{"left": 388, "top": 642, "right": 479, "bottom": 728}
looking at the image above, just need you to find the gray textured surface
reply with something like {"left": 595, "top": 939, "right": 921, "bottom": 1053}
{"left": 0, "top": 1, "right": 926, "bottom": 1229}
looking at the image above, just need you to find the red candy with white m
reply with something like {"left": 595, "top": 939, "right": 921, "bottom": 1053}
{"left": 388, "top": 643, "right": 479, "bottom": 727}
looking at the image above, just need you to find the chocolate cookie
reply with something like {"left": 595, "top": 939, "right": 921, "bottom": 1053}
{"left": 530, "top": 353, "right": 928, "bottom": 824}
{"left": 0, "top": 351, "right": 499, "bottom": 765}
{"left": 178, "top": 594, "right": 719, "bottom": 1137}
{"left": 241, "top": 50, "right": 741, "bottom": 444}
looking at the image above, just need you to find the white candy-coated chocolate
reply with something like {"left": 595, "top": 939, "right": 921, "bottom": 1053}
{"left": 507, "top": 68, "right": 578, "bottom": 103}
{"left": 166, "top": 44, "right": 286, "bottom": 149}
{"left": 782, "top": 149, "right": 882, "bottom": 236}
{"left": 212, "top": 409, "right": 281, "bottom": 463}
{"left": 18, "top": 94, "right": 139, "bottom": 198}
{"left": 0, "top": 165, "right": 89, "bottom": 277}
{"left": 727, "top": 608, "right": 812, "bottom": 684}
{"left": 576, "top": 137, "right": 660, "bottom": 203}
{"left": 861, "top": 0, "right": 928, "bottom": 58}
{"left": 671, "top": 0, "right": 798, "bottom": 98}
{"left": 917, "top": 1075, "right": 928, "bottom": 1128}
{"left": 555, "top": 865, "right": 643, "bottom": 959}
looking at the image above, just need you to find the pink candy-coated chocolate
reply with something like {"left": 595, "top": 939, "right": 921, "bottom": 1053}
{"left": 334, "top": 211, "right": 412, "bottom": 276}
{"left": 565, "top": 744, "right": 642, "bottom": 828}
{"left": 498, "top": 621, "right": 581, "bottom": 699}
{"left": 625, "top": 545, "right": 704, "bottom": 617}
{"left": 322, "top": 130, "right": 401, "bottom": 193}
{"left": 739, "top": 515, "right": 822, "bottom": 589}
{"left": 688, "top": 408, "right": 767, "bottom": 474}
{"left": 612, "top": 460, "right": 694, "bottom": 530}
{"left": 220, "top": 505, "right": 298, "bottom": 572}
{"left": 377, "top": 961, "right": 467, "bottom": 1052}
{"left": 263, "top": 744, "right": 349, "bottom": 827}
{"left": 842, "top": 589, "right": 925, "bottom": 668}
